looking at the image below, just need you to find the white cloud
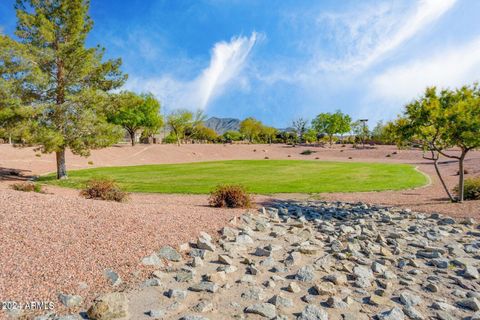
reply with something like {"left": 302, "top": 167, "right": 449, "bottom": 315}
{"left": 370, "top": 37, "right": 480, "bottom": 104}
{"left": 312, "top": 0, "right": 457, "bottom": 72}
{"left": 126, "top": 32, "right": 258, "bottom": 111}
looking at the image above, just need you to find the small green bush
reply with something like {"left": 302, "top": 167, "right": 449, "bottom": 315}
{"left": 300, "top": 149, "right": 316, "bottom": 155}
{"left": 454, "top": 177, "right": 480, "bottom": 200}
{"left": 80, "top": 178, "right": 128, "bottom": 202}
{"left": 208, "top": 184, "right": 252, "bottom": 208}
{"left": 11, "top": 182, "right": 43, "bottom": 193}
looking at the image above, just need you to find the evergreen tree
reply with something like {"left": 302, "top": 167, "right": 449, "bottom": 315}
{"left": 1, "top": 0, "right": 126, "bottom": 179}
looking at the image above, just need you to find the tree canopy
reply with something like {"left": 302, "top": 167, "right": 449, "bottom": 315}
{"left": 391, "top": 84, "right": 480, "bottom": 202}
{"left": 109, "top": 92, "right": 162, "bottom": 146}
{"left": 240, "top": 117, "right": 263, "bottom": 143}
{"left": 311, "top": 110, "right": 351, "bottom": 146}
{"left": 0, "top": 0, "right": 126, "bottom": 179}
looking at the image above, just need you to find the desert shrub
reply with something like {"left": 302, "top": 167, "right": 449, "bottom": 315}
{"left": 456, "top": 169, "right": 469, "bottom": 175}
{"left": 80, "top": 178, "right": 128, "bottom": 202}
{"left": 454, "top": 177, "right": 480, "bottom": 200}
{"left": 300, "top": 149, "right": 316, "bottom": 155}
{"left": 208, "top": 184, "right": 252, "bottom": 208}
{"left": 11, "top": 182, "right": 43, "bottom": 193}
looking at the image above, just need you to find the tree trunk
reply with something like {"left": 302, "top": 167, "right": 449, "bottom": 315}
{"left": 433, "top": 158, "right": 455, "bottom": 202}
{"left": 176, "top": 136, "right": 181, "bottom": 146}
{"left": 329, "top": 135, "right": 333, "bottom": 147}
{"left": 458, "top": 151, "right": 467, "bottom": 202}
{"left": 56, "top": 149, "right": 67, "bottom": 180}
{"left": 129, "top": 130, "right": 136, "bottom": 146}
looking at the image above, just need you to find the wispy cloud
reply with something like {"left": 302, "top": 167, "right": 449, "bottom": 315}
{"left": 126, "top": 32, "right": 258, "bottom": 111}
{"left": 312, "top": 0, "right": 457, "bottom": 72}
{"left": 193, "top": 32, "right": 258, "bottom": 108}
{"left": 370, "top": 36, "right": 480, "bottom": 104}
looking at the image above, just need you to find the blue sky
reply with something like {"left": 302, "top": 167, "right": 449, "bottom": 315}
{"left": 1, "top": 0, "right": 480, "bottom": 127}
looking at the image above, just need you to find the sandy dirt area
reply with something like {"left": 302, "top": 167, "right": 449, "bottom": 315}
{"left": 0, "top": 143, "right": 478, "bottom": 317}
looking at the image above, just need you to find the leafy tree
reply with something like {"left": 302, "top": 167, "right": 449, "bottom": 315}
{"left": 166, "top": 109, "right": 193, "bottom": 146}
{"left": 292, "top": 118, "right": 308, "bottom": 143}
{"left": 222, "top": 130, "right": 243, "bottom": 142}
{"left": 303, "top": 129, "right": 318, "bottom": 144}
{"left": 240, "top": 117, "right": 263, "bottom": 143}
{"left": 351, "top": 120, "right": 370, "bottom": 147}
{"left": 184, "top": 109, "right": 207, "bottom": 142}
{"left": 193, "top": 125, "right": 218, "bottom": 142}
{"left": 109, "top": 92, "right": 162, "bottom": 146}
{"left": 260, "top": 126, "right": 277, "bottom": 144}
{"left": 1, "top": 0, "right": 126, "bottom": 179}
{"left": 392, "top": 85, "right": 480, "bottom": 202}
{"left": 311, "top": 110, "right": 351, "bottom": 146}
{"left": 370, "top": 121, "right": 393, "bottom": 145}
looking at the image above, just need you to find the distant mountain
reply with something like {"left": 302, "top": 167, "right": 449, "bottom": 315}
{"left": 204, "top": 117, "right": 240, "bottom": 135}
{"left": 277, "top": 127, "right": 296, "bottom": 133}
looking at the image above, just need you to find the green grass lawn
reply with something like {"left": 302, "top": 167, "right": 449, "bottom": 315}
{"left": 38, "top": 160, "right": 428, "bottom": 194}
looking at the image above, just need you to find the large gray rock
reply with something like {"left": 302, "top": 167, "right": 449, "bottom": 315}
{"left": 297, "top": 305, "right": 328, "bottom": 320}
{"left": 245, "top": 303, "right": 277, "bottom": 318}
{"left": 377, "top": 307, "right": 405, "bottom": 320}
{"left": 58, "top": 293, "right": 83, "bottom": 307}
{"left": 158, "top": 245, "right": 182, "bottom": 261}
{"left": 295, "top": 265, "right": 316, "bottom": 282}
{"left": 189, "top": 281, "right": 219, "bottom": 293}
{"left": 457, "top": 297, "right": 480, "bottom": 311}
{"left": 104, "top": 269, "right": 122, "bottom": 287}
{"left": 141, "top": 253, "right": 162, "bottom": 266}
{"left": 399, "top": 291, "right": 422, "bottom": 307}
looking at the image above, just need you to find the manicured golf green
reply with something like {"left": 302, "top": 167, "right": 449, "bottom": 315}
{"left": 39, "top": 160, "right": 427, "bottom": 194}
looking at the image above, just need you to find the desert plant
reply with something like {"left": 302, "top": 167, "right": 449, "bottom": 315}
{"left": 208, "top": 184, "right": 252, "bottom": 208}
{"left": 456, "top": 169, "right": 469, "bottom": 175}
{"left": 11, "top": 182, "right": 43, "bottom": 193}
{"left": 300, "top": 149, "right": 316, "bottom": 155}
{"left": 80, "top": 178, "right": 128, "bottom": 202}
{"left": 454, "top": 177, "right": 480, "bottom": 200}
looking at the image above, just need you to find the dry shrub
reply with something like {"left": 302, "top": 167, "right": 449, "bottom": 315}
{"left": 208, "top": 184, "right": 252, "bottom": 208}
{"left": 300, "top": 149, "right": 316, "bottom": 155}
{"left": 454, "top": 177, "right": 480, "bottom": 200}
{"left": 456, "top": 169, "right": 469, "bottom": 175}
{"left": 80, "top": 178, "right": 128, "bottom": 202}
{"left": 11, "top": 182, "right": 43, "bottom": 193}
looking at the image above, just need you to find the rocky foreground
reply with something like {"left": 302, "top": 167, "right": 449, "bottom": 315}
{"left": 37, "top": 201, "right": 479, "bottom": 320}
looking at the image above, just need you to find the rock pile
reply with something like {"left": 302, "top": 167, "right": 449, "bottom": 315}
{"left": 39, "top": 201, "right": 480, "bottom": 319}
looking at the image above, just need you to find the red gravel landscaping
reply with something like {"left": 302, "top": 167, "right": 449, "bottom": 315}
{"left": 0, "top": 143, "right": 478, "bottom": 316}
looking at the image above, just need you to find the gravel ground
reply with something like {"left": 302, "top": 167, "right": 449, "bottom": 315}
{"left": 0, "top": 143, "right": 478, "bottom": 317}
{"left": 0, "top": 188, "right": 259, "bottom": 317}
